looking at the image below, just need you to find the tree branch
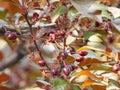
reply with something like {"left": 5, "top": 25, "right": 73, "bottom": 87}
{"left": 24, "top": 14, "right": 51, "bottom": 72}
{"left": 0, "top": 23, "right": 56, "bottom": 32}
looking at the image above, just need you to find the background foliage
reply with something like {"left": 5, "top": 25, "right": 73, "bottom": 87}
{"left": 0, "top": 0, "right": 120, "bottom": 90}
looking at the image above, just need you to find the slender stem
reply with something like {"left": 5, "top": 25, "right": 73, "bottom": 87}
{"left": 63, "top": 37, "right": 66, "bottom": 52}
{"left": 46, "top": 0, "right": 50, "bottom": 6}
{"left": 63, "top": 14, "right": 67, "bottom": 66}
{"left": 24, "top": 14, "right": 51, "bottom": 71}
{"left": 59, "top": 15, "right": 67, "bottom": 72}
{"left": 24, "top": 15, "right": 33, "bottom": 34}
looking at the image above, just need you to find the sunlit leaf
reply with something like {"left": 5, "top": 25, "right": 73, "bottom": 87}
{"left": 70, "top": 70, "right": 97, "bottom": 82}
{"left": 81, "top": 79, "right": 95, "bottom": 88}
{"left": 88, "top": 34, "right": 103, "bottom": 43}
{"left": 78, "top": 58, "right": 106, "bottom": 67}
{"left": 67, "top": 7, "right": 78, "bottom": 20}
{"left": 66, "top": 35, "right": 76, "bottom": 45}
{"left": 51, "top": 6, "right": 66, "bottom": 22}
{"left": 76, "top": 70, "right": 96, "bottom": 77}
{"left": 87, "top": 42, "right": 104, "bottom": 48}
{"left": 74, "top": 75, "right": 88, "bottom": 83}
{"left": 88, "top": 3, "right": 108, "bottom": 12}
{"left": 0, "top": 73, "right": 9, "bottom": 83}
{"left": 101, "top": 10, "right": 112, "bottom": 20}
{"left": 108, "top": 7, "right": 120, "bottom": 18}
{"left": 41, "top": 43, "right": 59, "bottom": 59}
{"left": 77, "top": 46, "right": 111, "bottom": 56}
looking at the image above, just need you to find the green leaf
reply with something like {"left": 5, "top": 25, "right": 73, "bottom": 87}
{"left": 83, "top": 31, "right": 95, "bottom": 39}
{"left": 101, "top": 10, "right": 112, "bottom": 20}
{"left": 0, "top": 19, "right": 8, "bottom": 25}
{"left": 0, "top": 7, "right": 7, "bottom": 19}
{"left": 86, "top": 86, "right": 93, "bottom": 90}
{"left": 109, "top": 79, "right": 120, "bottom": 88}
{"left": 95, "top": 3, "right": 108, "bottom": 10}
{"left": 55, "top": 6, "right": 66, "bottom": 14}
{"left": 37, "top": 77, "right": 51, "bottom": 85}
{"left": 51, "top": 6, "right": 66, "bottom": 22}
{"left": 71, "top": 85, "right": 81, "bottom": 90}
{"left": 53, "top": 78, "right": 69, "bottom": 90}
{"left": 67, "top": 8, "right": 78, "bottom": 19}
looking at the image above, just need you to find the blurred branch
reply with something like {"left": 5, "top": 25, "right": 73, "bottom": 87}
{"left": 0, "top": 5, "right": 54, "bottom": 35}
{"left": 0, "top": 4, "right": 55, "bottom": 70}
{"left": 0, "top": 23, "right": 56, "bottom": 35}
{"left": 24, "top": 14, "right": 52, "bottom": 72}
{"left": 0, "top": 23, "right": 56, "bottom": 34}
{"left": 0, "top": 52, "right": 24, "bottom": 71}
{"left": 0, "top": 41, "right": 28, "bottom": 71}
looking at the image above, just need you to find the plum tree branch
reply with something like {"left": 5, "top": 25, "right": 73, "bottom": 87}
{"left": 0, "top": 23, "right": 56, "bottom": 33}
{"left": 24, "top": 14, "right": 51, "bottom": 72}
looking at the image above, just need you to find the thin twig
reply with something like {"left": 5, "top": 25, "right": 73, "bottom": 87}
{"left": 46, "top": 0, "right": 50, "bottom": 6}
{"left": 24, "top": 14, "right": 51, "bottom": 71}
